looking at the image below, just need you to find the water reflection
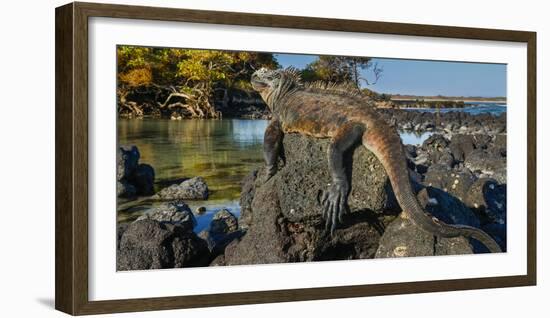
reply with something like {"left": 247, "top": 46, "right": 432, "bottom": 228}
{"left": 118, "top": 119, "right": 268, "bottom": 223}
{"left": 230, "top": 119, "right": 267, "bottom": 145}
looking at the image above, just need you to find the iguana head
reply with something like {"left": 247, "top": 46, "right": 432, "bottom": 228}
{"left": 251, "top": 68, "right": 301, "bottom": 110}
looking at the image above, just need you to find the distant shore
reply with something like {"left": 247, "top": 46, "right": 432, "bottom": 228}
{"left": 390, "top": 96, "right": 506, "bottom": 103}
{"left": 382, "top": 96, "right": 506, "bottom": 110}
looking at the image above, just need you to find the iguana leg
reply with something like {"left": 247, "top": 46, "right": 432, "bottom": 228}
{"left": 321, "top": 123, "right": 365, "bottom": 235}
{"left": 263, "top": 118, "right": 284, "bottom": 181}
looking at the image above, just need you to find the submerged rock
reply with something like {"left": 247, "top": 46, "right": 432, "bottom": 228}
{"left": 154, "top": 176, "right": 209, "bottom": 200}
{"left": 117, "top": 180, "right": 136, "bottom": 198}
{"left": 131, "top": 164, "right": 155, "bottom": 195}
{"left": 117, "top": 145, "right": 140, "bottom": 181}
{"left": 116, "top": 145, "right": 155, "bottom": 198}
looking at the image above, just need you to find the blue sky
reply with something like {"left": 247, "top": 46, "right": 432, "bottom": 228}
{"left": 274, "top": 53, "right": 506, "bottom": 97}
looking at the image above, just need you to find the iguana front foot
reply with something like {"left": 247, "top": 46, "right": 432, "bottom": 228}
{"left": 262, "top": 119, "right": 284, "bottom": 184}
{"left": 321, "top": 181, "right": 349, "bottom": 235}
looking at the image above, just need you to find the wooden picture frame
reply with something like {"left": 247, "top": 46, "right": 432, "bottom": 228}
{"left": 55, "top": 1, "right": 537, "bottom": 315}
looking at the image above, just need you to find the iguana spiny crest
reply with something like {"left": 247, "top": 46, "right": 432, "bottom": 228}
{"left": 251, "top": 68, "right": 366, "bottom": 110}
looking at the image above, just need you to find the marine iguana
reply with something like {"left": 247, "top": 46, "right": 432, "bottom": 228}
{"left": 250, "top": 67, "right": 501, "bottom": 253}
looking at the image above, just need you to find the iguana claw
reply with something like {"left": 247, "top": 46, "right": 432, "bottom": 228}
{"left": 321, "top": 182, "right": 349, "bottom": 235}
{"left": 263, "top": 165, "right": 277, "bottom": 183}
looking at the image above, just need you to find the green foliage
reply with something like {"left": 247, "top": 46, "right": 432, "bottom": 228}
{"left": 361, "top": 87, "right": 379, "bottom": 98}
{"left": 300, "top": 68, "right": 321, "bottom": 83}
{"left": 116, "top": 46, "right": 279, "bottom": 118}
{"left": 117, "top": 45, "right": 279, "bottom": 92}
{"left": 117, "top": 46, "right": 154, "bottom": 87}
{"left": 117, "top": 46, "right": 151, "bottom": 72}
{"left": 301, "top": 55, "right": 381, "bottom": 87}
{"left": 119, "top": 68, "right": 153, "bottom": 87}
{"left": 379, "top": 93, "right": 391, "bottom": 101}
{"left": 176, "top": 50, "right": 232, "bottom": 83}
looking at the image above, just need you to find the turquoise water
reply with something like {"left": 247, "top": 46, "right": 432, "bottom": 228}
{"left": 403, "top": 102, "right": 506, "bottom": 116}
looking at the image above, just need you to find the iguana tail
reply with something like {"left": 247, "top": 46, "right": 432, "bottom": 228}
{"left": 363, "top": 126, "right": 502, "bottom": 253}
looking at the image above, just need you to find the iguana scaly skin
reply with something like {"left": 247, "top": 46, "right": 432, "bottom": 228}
{"left": 251, "top": 68, "right": 501, "bottom": 253}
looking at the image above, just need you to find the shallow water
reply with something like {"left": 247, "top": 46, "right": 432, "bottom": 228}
{"left": 117, "top": 118, "right": 433, "bottom": 229}
{"left": 399, "top": 131, "right": 434, "bottom": 145}
{"left": 117, "top": 119, "right": 267, "bottom": 228}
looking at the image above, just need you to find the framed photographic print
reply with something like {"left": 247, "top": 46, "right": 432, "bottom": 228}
{"left": 55, "top": 2, "right": 537, "bottom": 315}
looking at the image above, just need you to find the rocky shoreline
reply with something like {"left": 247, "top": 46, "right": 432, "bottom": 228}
{"left": 116, "top": 109, "right": 507, "bottom": 270}
{"left": 391, "top": 99, "right": 467, "bottom": 109}
{"left": 377, "top": 108, "right": 506, "bottom": 135}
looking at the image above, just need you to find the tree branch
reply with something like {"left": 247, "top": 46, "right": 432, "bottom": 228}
{"left": 157, "top": 92, "right": 193, "bottom": 108}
